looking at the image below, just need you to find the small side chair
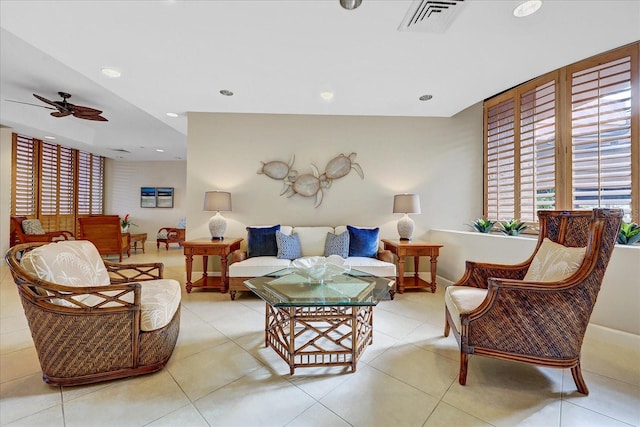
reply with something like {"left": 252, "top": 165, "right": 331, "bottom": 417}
{"left": 444, "top": 208, "right": 622, "bottom": 395}
{"left": 10, "top": 216, "right": 74, "bottom": 246}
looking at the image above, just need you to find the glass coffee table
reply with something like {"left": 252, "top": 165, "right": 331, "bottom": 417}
{"left": 245, "top": 268, "right": 395, "bottom": 374}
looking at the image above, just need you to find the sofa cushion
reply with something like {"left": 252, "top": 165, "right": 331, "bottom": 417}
{"left": 229, "top": 256, "right": 292, "bottom": 278}
{"left": 293, "top": 226, "right": 335, "bottom": 256}
{"left": 324, "top": 231, "right": 350, "bottom": 258}
{"left": 343, "top": 256, "right": 396, "bottom": 277}
{"left": 445, "top": 286, "right": 488, "bottom": 331}
{"left": 22, "top": 219, "right": 46, "bottom": 235}
{"left": 276, "top": 231, "right": 302, "bottom": 260}
{"left": 524, "top": 238, "right": 587, "bottom": 282}
{"left": 247, "top": 225, "right": 281, "bottom": 258}
{"left": 347, "top": 225, "right": 379, "bottom": 258}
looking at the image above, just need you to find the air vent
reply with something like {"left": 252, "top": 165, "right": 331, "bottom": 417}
{"left": 111, "top": 148, "right": 131, "bottom": 153}
{"left": 398, "top": 0, "right": 466, "bottom": 33}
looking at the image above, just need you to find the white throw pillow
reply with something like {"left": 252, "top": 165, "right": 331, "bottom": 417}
{"left": 523, "top": 238, "right": 587, "bottom": 282}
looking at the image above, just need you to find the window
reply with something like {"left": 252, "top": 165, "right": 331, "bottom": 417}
{"left": 10, "top": 134, "right": 105, "bottom": 235}
{"left": 485, "top": 42, "right": 638, "bottom": 223}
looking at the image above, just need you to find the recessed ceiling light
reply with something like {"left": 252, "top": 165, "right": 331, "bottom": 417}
{"left": 101, "top": 67, "right": 121, "bottom": 78}
{"left": 166, "top": 112, "right": 179, "bottom": 118}
{"left": 513, "top": 0, "right": 542, "bottom": 17}
{"left": 44, "top": 135, "right": 56, "bottom": 140}
{"left": 320, "top": 91, "right": 334, "bottom": 101}
{"left": 156, "top": 149, "right": 165, "bottom": 153}
{"left": 419, "top": 94, "right": 433, "bottom": 101}
{"left": 220, "top": 90, "right": 234, "bottom": 96}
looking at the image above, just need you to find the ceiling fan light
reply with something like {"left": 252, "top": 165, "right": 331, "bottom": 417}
{"left": 340, "top": 0, "right": 362, "bottom": 10}
{"left": 101, "top": 67, "right": 121, "bottom": 78}
{"left": 513, "top": 0, "right": 542, "bottom": 17}
{"left": 166, "top": 112, "right": 179, "bottom": 118}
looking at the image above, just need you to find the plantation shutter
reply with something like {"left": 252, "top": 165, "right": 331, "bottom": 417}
{"left": 570, "top": 55, "right": 633, "bottom": 218}
{"left": 40, "top": 142, "right": 75, "bottom": 231}
{"left": 77, "top": 151, "right": 104, "bottom": 215}
{"left": 11, "top": 134, "right": 37, "bottom": 216}
{"left": 486, "top": 98, "right": 516, "bottom": 220}
{"left": 519, "top": 79, "right": 556, "bottom": 222}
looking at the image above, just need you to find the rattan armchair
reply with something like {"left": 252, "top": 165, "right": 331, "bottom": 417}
{"left": 5, "top": 240, "right": 181, "bottom": 386}
{"left": 444, "top": 209, "right": 622, "bottom": 395}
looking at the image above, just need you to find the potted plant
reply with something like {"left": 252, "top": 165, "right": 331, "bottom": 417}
{"left": 468, "top": 218, "right": 495, "bottom": 233}
{"left": 120, "top": 214, "right": 136, "bottom": 233}
{"left": 617, "top": 220, "right": 640, "bottom": 245}
{"left": 496, "top": 219, "right": 530, "bottom": 236}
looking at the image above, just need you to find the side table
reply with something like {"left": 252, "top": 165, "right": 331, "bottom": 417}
{"left": 129, "top": 233, "right": 147, "bottom": 253}
{"left": 183, "top": 238, "right": 243, "bottom": 293}
{"left": 381, "top": 239, "right": 443, "bottom": 293}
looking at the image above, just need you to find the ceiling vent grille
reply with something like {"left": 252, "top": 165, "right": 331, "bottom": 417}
{"left": 398, "top": 0, "right": 466, "bottom": 33}
{"left": 111, "top": 148, "right": 131, "bottom": 153}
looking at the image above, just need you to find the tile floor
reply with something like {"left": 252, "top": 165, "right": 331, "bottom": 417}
{"left": 1, "top": 245, "right": 638, "bottom": 427}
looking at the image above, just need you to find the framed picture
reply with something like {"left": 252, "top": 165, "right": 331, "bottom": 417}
{"left": 141, "top": 187, "right": 157, "bottom": 208}
{"left": 156, "top": 187, "right": 174, "bottom": 208}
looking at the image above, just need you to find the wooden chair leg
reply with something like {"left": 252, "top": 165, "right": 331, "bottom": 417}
{"left": 571, "top": 362, "right": 589, "bottom": 395}
{"left": 459, "top": 352, "right": 469, "bottom": 385}
{"left": 444, "top": 308, "right": 450, "bottom": 336}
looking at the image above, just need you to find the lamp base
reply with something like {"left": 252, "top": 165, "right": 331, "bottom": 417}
{"left": 397, "top": 214, "right": 415, "bottom": 240}
{"left": 209, "top": 212, "right": 227, "bottom": 240}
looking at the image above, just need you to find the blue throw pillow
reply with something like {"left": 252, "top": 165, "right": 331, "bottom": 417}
{"left": 324, "top": 231, "right": 350, "bottom": 258}
{"left": 347, "top": 225, "right": 379, "bottom": 258}
{"left": 276, "top": 231, "right": 302, "bottom": 260}
{"left": 247, "top": 225, "right": 281, "bottom": 258}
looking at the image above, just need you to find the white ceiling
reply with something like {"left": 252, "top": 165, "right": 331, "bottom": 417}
{"left": 1, "top": 0, "right": 639, "bottom": 161}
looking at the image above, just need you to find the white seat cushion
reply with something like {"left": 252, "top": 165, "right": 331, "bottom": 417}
{"left": 444, "top": 286, "right": 489, "bottom": 332}
{"left": 343, "top": 256, "right": 396, "bottom": 277}
{"left": 83, "top": 279, "right": 181, "bottom": 331}
{"left": 228, "top": 256, "right": 292, "bottom": 277}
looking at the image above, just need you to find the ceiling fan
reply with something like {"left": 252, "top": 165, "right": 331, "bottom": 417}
{"left": 7, "top": 92, "right": 108, "bottom": 121}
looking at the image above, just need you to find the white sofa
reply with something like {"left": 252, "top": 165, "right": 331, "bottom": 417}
{"left": 228, "top": 225, "right": 396, "bottom": 300}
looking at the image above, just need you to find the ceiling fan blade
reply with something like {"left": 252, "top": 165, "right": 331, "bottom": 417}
{"left": 72, "top": 111, "right": 108, "bottom": 121}
{"left": 4, "top": 99, "right": 56, "bottom": 110}
{"left": 34, "top": 93, "right": 63, "bottom": 109}
{"left": 70, "top": 104, "right": 103, "bottom": 115}
{"left": 51, "top": 110, "right": 71, "bottom": 118}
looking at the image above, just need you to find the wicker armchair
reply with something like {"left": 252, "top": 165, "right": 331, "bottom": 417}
{"left": 444, "top": 209, "right": 622, "bottom": 395}
{"left": 5, "top": 240, "right": 181, "bottom": 386}
{"left": 10, "top": 216, "right": 74, "bottom": 246}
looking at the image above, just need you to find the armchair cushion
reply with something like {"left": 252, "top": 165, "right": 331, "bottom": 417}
{"left": 247, "top": 225, "right": 281, "bottom": 258}
{"left": 523, "top": 238, "right": 586, "bottom": 282}
{"left": 22, "top": 219, "right": 46, "bottom": 235}
{"left": 444, "top": 286, "right": 488, "bottom": 331}
{"left": 324, "top": 231, "right": 350, "bottom": 258}
{"left": 275, "top": 231, "right": 302, "bottom": 260}
{"left": 346, "top": 225, "right": 380, "bottom": 258}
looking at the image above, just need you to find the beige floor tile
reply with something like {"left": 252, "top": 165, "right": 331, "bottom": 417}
{"left": 402, "top": 321, "right": 460, "bottom": 362}
{"left": 370, "top": 308, "right": 423, "bottom": 340}
{"left": 145, "top": 403, "right": 209, "bottom": 427}
{"left": 561, "top": 401, "right": 635, "bottom": 427}
{"left": 194, "top": 367, "right": 316, "bottom": 426}
{"left": 0, "top": 347, "right": 41, "bottom": 384}
{"left": 287, "top": 402, "right": 352, "bottom": 427}
{"left": 319, "top": 364, "right": 439, "bottom": 427}
{"left": 3, "top": 404, "right": 64, "bottom": 427}
{"left": 581, "top": 327, "right": 640, "bottom": 385}
{"left": 62, "top": 371, "right": 190, "bottom": 427}
{"left": 442, "top": 357, "right": 563, "bottom": 427}
{"left": 167, "top": 340, "right": 263, "bottom": 401}
{"left": 0, "top": 314, "right": 29, "bottom": 336}
{"left": 168, "top": 308, "right": 230, "bottom": 362}
{"left": 0, "top": 328, "right": 34, "bottom": 356}
{"left": 0, "top": 372, "right": 61, "bottom": 425}
{"left": 424, "top": 402, "right": 493, "bottom": 427}
{"left": 562, "top": 369, "right": 640, "bottom": 426}
{"left": 368, "top": 342, "right": 459, "bottom": 399}
{"left": 357, "top": 329, "right": 400, "bottom": 364}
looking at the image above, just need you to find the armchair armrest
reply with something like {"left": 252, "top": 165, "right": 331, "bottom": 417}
{"left": 105, "top": 261, "right": 164, "bottom": 283}
{"left": 31, "top": 281, "right": 142, "bottom": 312}
{"left": 231, "top": 250, "right": 247, "bottom": 263}
{"left": 453, "top": 260, "right": 529, "bottom": 289}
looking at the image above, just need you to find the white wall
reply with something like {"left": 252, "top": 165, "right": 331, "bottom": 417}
{"left": 105, "top": 159, "right": 187, "bottom": 238}
{"left": 0, "top": 127, "right": 12, "bottom": 256}
{"left": 428, "top": 229, "right": 640, "bottom": 335}
{"left": 185, "top": 104, "right": 483, "bottom": 243}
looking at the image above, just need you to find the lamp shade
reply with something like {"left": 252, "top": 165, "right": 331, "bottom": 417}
{"left": 203, "top": 191, "right": 232, "bottom": 212}
{"left": 393, "top": 194, "right": 421, "bottom": 214}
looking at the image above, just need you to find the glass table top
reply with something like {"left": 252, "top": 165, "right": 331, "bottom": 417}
{"left": 244, "top": 268, "right": 394, "bottom": 307}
